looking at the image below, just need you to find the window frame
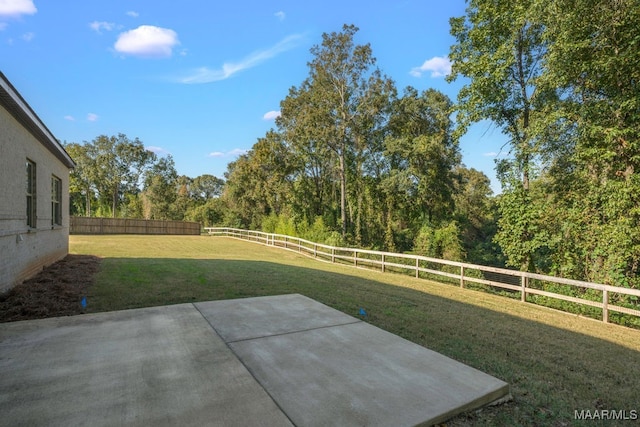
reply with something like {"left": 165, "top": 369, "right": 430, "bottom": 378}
{"left": 51, "top": 175, "right": 62, "bottom": 226}
{"left": 26, "top": 159, "right": 36, "bottom": 229}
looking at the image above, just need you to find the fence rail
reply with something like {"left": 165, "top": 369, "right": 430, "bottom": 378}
{"left": 71, "top": 217, "right": 201, "bottom": 235}
{"left": 205, "top": 227, "right": 640, "bottom": 325}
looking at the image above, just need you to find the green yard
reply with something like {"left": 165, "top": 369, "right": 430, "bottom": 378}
{"left": 71, "top": 234, "right": 640, "bottom": 426}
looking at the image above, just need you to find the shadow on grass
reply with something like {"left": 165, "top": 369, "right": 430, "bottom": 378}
{"left": 88, "top": 257, "right": 640, "bottom": 426}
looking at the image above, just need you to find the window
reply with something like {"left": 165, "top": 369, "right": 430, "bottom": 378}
{"left": 26, "top": 160, "right": 36, "bottom": 228}
{"left": 52, "top": 175, "right": 62, "bottom": 226}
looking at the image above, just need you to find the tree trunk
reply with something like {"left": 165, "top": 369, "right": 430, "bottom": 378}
{"left": 355, "top": 184, "right": 362, "bottom": 246}
{"left": 339, "top": 151, "right": 346, "bottom": 240}
{"left": 85, "top": 186, "right": 91, "bottom": 217}
{"left": 112, "top": 183, "right": 118, "bottom": 218}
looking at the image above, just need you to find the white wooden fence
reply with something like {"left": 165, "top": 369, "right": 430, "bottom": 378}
{"left": 205, "top": 227, "right": 640, "bottom": 325}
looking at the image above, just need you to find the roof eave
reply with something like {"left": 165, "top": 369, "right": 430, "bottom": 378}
{"left": 0, "top": 72, "right": 75, "bottom": 169}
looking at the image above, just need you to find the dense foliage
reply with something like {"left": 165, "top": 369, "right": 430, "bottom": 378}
{"left": 221, "top": 25, "right": 498, "bottom": 263}
{"left": 66, "top": 134, "right": 225, "bottom": 225}
{"left": 448, "top": 0, "right": 639, "bottom": 289}
{"left": 67, "top": 3, "right": 639, "bottom": 292}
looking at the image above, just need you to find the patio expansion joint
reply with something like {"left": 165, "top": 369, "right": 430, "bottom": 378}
{"left": 190, "top": 302, "right": 301, "bottom": 426}
{"left": 223, "top": 319, "right": 364, "bottom": 344}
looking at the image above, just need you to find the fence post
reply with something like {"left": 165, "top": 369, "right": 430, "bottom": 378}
{"left": 521, "top": 276, "right": 528, "bottom": 302}
{"left": 206, "top": 228, "right": 640, "bottom": 327}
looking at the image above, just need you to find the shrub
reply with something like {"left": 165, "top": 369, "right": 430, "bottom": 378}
{"left": 414, "top": 221, "right": 465, "bottom": 261}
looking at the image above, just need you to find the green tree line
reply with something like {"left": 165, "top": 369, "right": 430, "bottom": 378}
{"left": 65, "top": 134, "right": 225, "bottom": 226}
{"left": 67, "top": 0, "right": 639, "bottom": 294}
{"left": 448, "top": 0, "right": 639, "bottom": 289}
{"left": 222, "top": 24, "right": 500, "bottom": 266}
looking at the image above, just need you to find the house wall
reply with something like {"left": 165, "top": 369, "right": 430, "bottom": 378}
{"left": 0, "top": 106, "right": 71, "bottom": 293}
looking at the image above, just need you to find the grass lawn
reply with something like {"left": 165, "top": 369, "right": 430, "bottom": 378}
{"left": 71, "top": 234, "right": 640, "bottom": 426}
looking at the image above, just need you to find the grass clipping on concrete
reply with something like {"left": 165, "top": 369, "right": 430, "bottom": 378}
{"left": 10, "top": 234, "right": 640, "bottom": 426}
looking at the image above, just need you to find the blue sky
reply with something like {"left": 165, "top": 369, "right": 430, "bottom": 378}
{"left": 1, "top": 0, "right": 507, "bottom": 193}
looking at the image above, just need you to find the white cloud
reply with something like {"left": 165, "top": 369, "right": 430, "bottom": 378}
{"left": 89, "top": 21, "right": 117, "bottom": 33}
{"left": 114, "top": 25, "right": 179, "bottom": 58}
{"left": 0, "top": 0, "right": 37, "bottom": 17}
{"left": 21, "top": 31, "right": 33, "bottom": 41}
{"left": 483, "top": 152, "right": 498, "bottom": 157}
{"left": 208, "top": 149, "right": 248, "bottom": 158}
{"left": 274, "top": 11, "right": 285, "bottom": 21}
{"left": 147, "top": 146, "right": 170, "bottom": 155}
{"left": 126, "top": 11, "right": 139, "bottom": 18}
{"left": 410, "top": 56, "right": 452, "bottom": 78}
{"left": 87, "top": 113, "right": 98, "bottom": 122}
{"left": 64, "top": 115, "right": 75, "bottom": 121}
{"left": 228, "top": 148, "right": 248, "bottom": 156}
{"left": 179, "top": 33, "right": 304, "bottom": 84}
{"left": 263, "top": 110, "right": 281, "bottom": 120}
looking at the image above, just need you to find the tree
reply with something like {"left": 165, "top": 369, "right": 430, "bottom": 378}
{"left": 448, "top": 0, "right": 551, "bottom": 271}
{"left": 449, "top": 0, "right": 640, "bottom": 286}
{"left": 192, "top": 174, "right": 224, "bottom": 201}
{"left": 278, "top": 84, "right": 340, "bottom": 226}
{"left": 87, "top": 134, "right": 155, "bottom": 218}
{"left": 536, "top": 0, "right": 640, "bottom": 287}
{"left": 185, "top": 198, "right": 224, "bottom": 227}
{"left": 64, "top": 142, "right": 96, "bottom": 217}
{"left": 453, "top": 166, "right": 502, "bottom": 266}
{"left": 142, "top": 155, "right": 178, "bottom": 220}
{"left": 169, "top": 175, "right": 194, "bottom": 220}
{"left": 384, "top": 87, "right": 459, "bottom": 226}
{"left": 279, "top": 24, "right": 395, "bottom": 239}
{"left": 540, "top": 0, "right": 639, "bottom": 177}
{"left": 221, "top": 132, "right": 295, "bottom": 229}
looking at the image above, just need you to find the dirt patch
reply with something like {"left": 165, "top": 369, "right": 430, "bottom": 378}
{"left": 0, "top": 254, "right": 101, "bottom": 323}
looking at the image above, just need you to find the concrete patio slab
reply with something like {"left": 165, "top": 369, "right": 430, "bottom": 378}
{"left": 0, "top": 304, "right": 292, "bottom": 427}
{"left": 194, "top": 293, "right": 360, "bottom": 342}
{"left": 1, "top": 294, "right": 509, "bottom": 427}
{"left": 198, "top": 294, "right": 510, "bottom": 427}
